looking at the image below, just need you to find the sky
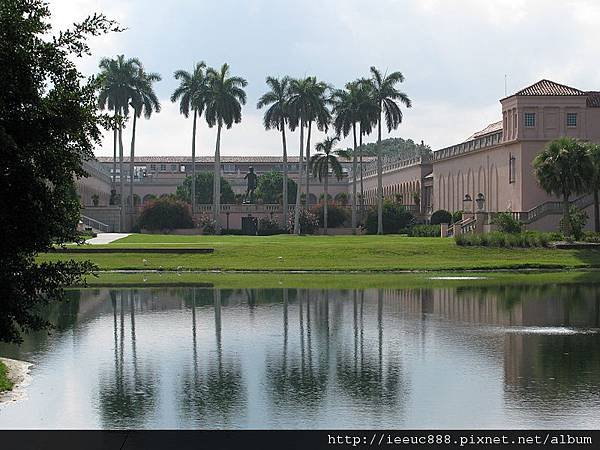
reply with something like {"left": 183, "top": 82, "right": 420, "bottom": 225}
{"left": 49, "top": 0, "right": 600, "bottom": 157}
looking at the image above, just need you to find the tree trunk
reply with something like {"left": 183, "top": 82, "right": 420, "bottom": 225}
{"left": 293, "top": 118, "right": 305, "bottom": 235}
{"left": 118, "top": 122, "right": 125, "bottom": 232}
{"left": 594, "top": 189, "right": 599, "bottom": 233}
{"left": 281, "top": 118, "right": 289, "bottom": 227}
{"left": 351, "top": 122, "right": 358, "bottom": 232}
{"left": 128, "top": 112, "right": 137, "bottom": 213}
{"left": 359, "top": 125, "right": 364, "bottom": 221}
{"left": 324, "top": 171, "right": 329, "bottom": 235}
{"left": 112, "top": 111, "right": 117, "bottom": 191}
{"left": 213, "top": 122, "right": 222, "bottom": 232}
{"left": 377, "top": 108, "right": 383, "bottom": 235}
{"left": 191, "top": 109, "right": 197, "bottom": 214}
{"left": 562, "top": 195, "right": 571, "bottom": 237}
{"left": 305, "top": 120, "right": 312, "bottom": 208}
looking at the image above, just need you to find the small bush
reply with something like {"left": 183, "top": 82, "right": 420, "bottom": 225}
{"left": 258, "top": 217, "right": 284, "bottom": 235}
{"left": 407, "top": 224, "right": 441, "bottom": 237}
{"left": 138, "top": 198, "right": 193, "bottom": 231}
{"left": 491, "top": 212, "right": 522, "bottom": 233}
{"left": 454, "top": 231, "right": 551, "bottom": 248}
{"left": 583, "top": 231, "right": 600, "bottom": 243}
{"left": 196, "top": 212, "right": 217, "bottom": 235}
{"left": 560, "top": 205, "right": 588, "bottom": 241}
{"left": 287, "top": 208, "right": 319, "bottom": 235}
{"left": 311, "top": 204, "right": 348, "bottom": 228}
{"left": 365, "top": 201, "right": 415, "bottom": 234}
{"left": 431, "top": 209, "right": 452, "bottom": 225}
{"left": 452, "top": 210, "right": 463, "bottom": 223}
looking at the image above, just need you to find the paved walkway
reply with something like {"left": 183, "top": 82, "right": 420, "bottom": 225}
{"left": 86, "top": 233, "right": 130, "bottom": 245}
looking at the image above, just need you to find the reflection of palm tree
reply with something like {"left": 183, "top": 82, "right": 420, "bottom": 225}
{"left": 99, "top": 290, "right": 156, "bottom": 428}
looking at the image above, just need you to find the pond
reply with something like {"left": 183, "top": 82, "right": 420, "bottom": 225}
{"left": 0, "top": 282, "right": 599, "bottom": 429}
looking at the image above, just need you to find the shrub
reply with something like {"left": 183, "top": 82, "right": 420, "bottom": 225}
{"left": 430, "top": 209, "right": 452, "bottom": 225}
{"left": 196, "top": 212, "right": 217, "bottom": 235}
{"left": 365, "top": 201, "right": 414, "bottom": 234}
{"left": 258, "top": 217, "right": 284, "bottom": 235}
{"left": 311, "top": 204, "right": 348, "bottom": 228}
{"left": 407, "top": 224, "right": 441, "bottom": 237}
{"left": 491, "top": 212, "right": 522, "bottom": 233}
{"left": 583, "top": 231, "right": 600, "bottom": 243}
{"left": 287, "top": 208, "right": 319, "bottom": 235}
{"left": 454, "top": 231, "right": 551, "bottom": 248}
{"left": 138, "top": 198, "right": 193, "bottom": 231}
{"left": 335, "top": 192, "right": 349, "bottom": 206}
{"left": 560, "top": 205, "right": 588, "bottom": 241}
{"left": 452, "top": 210, "right": 463, "bottom": 223}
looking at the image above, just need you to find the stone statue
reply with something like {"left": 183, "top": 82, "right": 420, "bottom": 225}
{"left": 244, "top": 166, "right": 258, "bottom": 203}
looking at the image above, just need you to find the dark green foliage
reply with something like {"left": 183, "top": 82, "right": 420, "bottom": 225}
{"left": 491, "top": 212, "right": 522, "bottom": 234}
{"left": 258, "top": 217, "right": 284, "bottom": 235}
{"left": 430, "top": 209, "right": 453, "bottom": 225}
{"left": 560, "top": 205, "right": 588, "bottom": 241}
{"left": 138, "top": 198, "right": 193, "bottom": 231}
{"left": 452, "top": 210, "right": 463, "bottom": 223}
{"left": 350, "top": 137, "right": 431, "bottom": 159}
{"left": 287, "top": 209, "right": 319, "bottom": 235}
{"left": 176, "top": 172, "right": 235, "bottom": 204}
{"left": 408, "top": 224, "right": 441, "bottom": 237}
{"left": 255, "top": 171, "right": 297, "bottom": 204}
{"left": 0, "top": 0, "right": 118, "bottom": 342}
{"left": 312, "top": 204, "right": 348, "bottom": 228}
{"left": 365, "top": 201, "right": 414, "bottom": 234}
{"left": 455, "top": 232, "right": 551, "bottom": 248}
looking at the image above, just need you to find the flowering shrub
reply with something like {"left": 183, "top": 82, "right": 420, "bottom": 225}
{"left": 196, "top": 212, "right": 217, "bottom": 235}
{"left": 287, "top": 208, "right": 319, "bottom": 234}
{"left": 258, "top": 217, "right": 284, "bottom": 235}
{"left": 137, "top": 198, "right": 193, "bottom": 231}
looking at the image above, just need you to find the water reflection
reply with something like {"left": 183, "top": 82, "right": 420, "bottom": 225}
{"left": 0, "top": 283, "right": 599, "bottom": 429}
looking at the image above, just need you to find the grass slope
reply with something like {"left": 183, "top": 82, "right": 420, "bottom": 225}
{"left": 42, "top": 234, "right": 600, "bottom": 272}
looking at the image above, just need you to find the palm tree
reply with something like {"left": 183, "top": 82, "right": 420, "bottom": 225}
{"left": 288, "top": 77, "right": 331, "bottom": 234}
{"left": 310, "top": 136, "right": 349, "bottom": 234}
{"left": 204, "top": 63, "right": 248, "bottom": 231}
{"left": 257, "top": 76, "right": 292, "bottom": 226}
{"left": 355, "top": 78, "right": 378, "bottom": 220}
{"left": 533, "top": 137, "right": 592, "bottom": 236}
{"left": 171, "top": 62, "right": 208, "bottom": 214}
{"left": 588, "top": 143, "right": 600, "bottom": 232}
{"left": 368, "top": 67, "right": 411, "bottom": 234}
{"left": 97, "top": 55, "right": 142, "bottom": 231}
{"left": 128, "top": 68, "right": 161, "bottom": 212}
{"left": 331, "top": 82, "right": 373, "bottom": 230}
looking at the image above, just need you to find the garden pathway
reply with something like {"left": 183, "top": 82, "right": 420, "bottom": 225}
{"left": 86, "top": 233, "right": 130, "bottom": 245}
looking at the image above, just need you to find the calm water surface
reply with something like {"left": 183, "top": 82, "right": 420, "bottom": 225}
{"left": 1, "top": 283, "right": 599, "bottom": 429}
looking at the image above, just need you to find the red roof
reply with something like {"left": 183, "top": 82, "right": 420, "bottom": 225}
{"left": 95, "top": 155, "right": 376, "bottom": 164}
{"left": 514, "top": 79, "right": 586, "bottom": 97}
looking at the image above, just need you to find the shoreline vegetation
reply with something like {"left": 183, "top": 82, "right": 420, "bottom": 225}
{"left": 0, "top": 361, "right": 13, "bottom": 393}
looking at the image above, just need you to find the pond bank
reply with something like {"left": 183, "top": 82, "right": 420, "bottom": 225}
{"left": 0, "top": 358, "right": 32, "bottom": 405}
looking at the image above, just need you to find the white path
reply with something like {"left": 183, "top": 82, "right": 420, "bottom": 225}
{"left": 86, "top": 233, "right": 130, "bottom": 245}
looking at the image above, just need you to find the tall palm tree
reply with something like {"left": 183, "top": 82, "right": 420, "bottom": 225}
{"left": 171, "top": 62, "right": 208, "bottom": 213}
{"left": 355, "top": 78, "right": 378, "bottom": 220}
{"left": 204, "top": 63, "right": 248, "bottom": 231}
{"left": 257, "top": 76, "right": 292, "bottom": 226}
{"left": 97, "top": 55, "right": 141, "bottom": 231}
{"left": 587, "top": 143, "right": 600, "bottom": 232}
{"left": 368, "top": 67, "right": 411, "bottom": 234}
{"left": 533, "top": 137, "right": 592, "bottom": 236}
{"left": 128, "top": 68, "right": 161, "bottom": 212}
{"left": 310, "top": 136, "right": 349, "bottom": 234}
{"left": 288, "top": 77, "right": 330, "bottom": 234}
{"left": 331, "top": 82, "right": 373, "bottom": 230}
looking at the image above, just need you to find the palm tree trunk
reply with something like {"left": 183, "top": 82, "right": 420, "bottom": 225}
{"left": 377, "top": 109, "right": 383, "bottom": 235}
{"left": 128, "top": 112, "right": 137, "bottom": 213}
{"left": 359, "top": 125, "right": 364, "bottom": 221}
{"left": 324, "top": 171, "right": 329, "bottom": 235}
{"left": 118, "top": 122, "right": 125, "bottom": 232}
{"left": 213, "top": 121, "right": 222, "bottom": 232}
{"left": 281, "top": 118, "right": 289, "bottom": 227}
{"left": 191, "top": 109, "right": 198, "bottom": 214}
{"left": 594, "top": 189, "right": 599, "bottom": 232}
{"left": 563, "top": 195, "right": 571, "bottom": 237}
{"left": 351, "top": 122, "right": 358, "bottom": 232}
{"left": 305, "top": 120, "right": 312, "bottom": 207}
{"left": 112, "top": 112, "right": 117, "bottom": 191}
{"left": 293, "top": 118, "right": 305, "bottom": 235}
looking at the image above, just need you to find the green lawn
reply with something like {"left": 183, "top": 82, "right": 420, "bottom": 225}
{"left": 0, "top": 361, "right": 13, "bottom": 393}
{"left": 40, "top": 233, "right": 600, "bottom": 272}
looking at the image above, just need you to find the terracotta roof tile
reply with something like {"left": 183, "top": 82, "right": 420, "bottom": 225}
{"left": 465, "top": 120, "right": 503, "bottom": 141}
{"left": 514, "top": 79, "right": 586, "bottom": 97}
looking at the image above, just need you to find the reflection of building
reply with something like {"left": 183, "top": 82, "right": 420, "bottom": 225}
{"left": 77, "top": 79, "right": 600, "bottom": 232}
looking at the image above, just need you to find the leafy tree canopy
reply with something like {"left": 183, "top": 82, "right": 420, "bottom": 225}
{"left": 255, "top": 171, "right": 298, "bottom": 204}
{"left": 176, "top": 172, "right": 235, "bottom": 204}
{"left": 0, "top": 0, "right": 121, "bottom": 343}
{"left": 348, "top": 137, "right": 432, "bottom": 160}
